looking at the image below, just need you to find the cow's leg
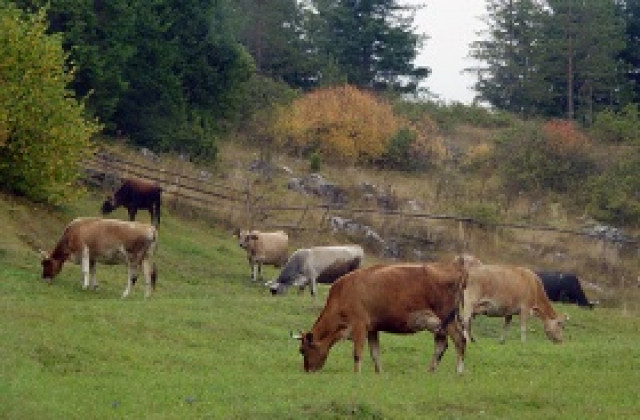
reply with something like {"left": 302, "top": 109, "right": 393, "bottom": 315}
{"left": 250, "top": 262, "right": 256, "bottom": 281}
{"left": 257, "top": 261, "right": 263, "bottom": 281}
{"left": 351, "top": 325, "right": 367, "bottom": 373}
{"left": 367, "top": 331, "right": 382, "bottom": 373}
{"left": 142, "top": 259, "right": 152, "bottom": 298}
{"left": 518, "top": 311, "right": 528, "bottom": 342}
{"left": 81, "top": 246, "right": 91, "bottom": 290}
{"left": 446, "top": 320, "right": 466, "bottom": 374}
{"left": 128, "top": 207, "right": 137, "bottom": 221}
{"left": 89, "top": 260, "right": 98, "bottom": 290}
{"left": 429, "top": 331, "right": 449, "bottom": 372}
{"left": 460, "top": 296, "right": 474, "bottom": 342}
{"left": 122, "top": 263, "right": 138, "bottom": 298}
{"left": 500, "top": 315, "right": 513, "bottom": 344}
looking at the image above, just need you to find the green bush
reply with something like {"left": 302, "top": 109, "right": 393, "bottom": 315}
{"left": 591, "top": 104, "right": 640, "bottom": 144}
{"left": 0, "top": 3, "right": 101, "bottom": 204}
{"left": 458, "top": 201, "right": 502, "bottom": 228}
{"left": 586, "top": 154, "right": 640, "bottom": 226}
{"left": 496, "top": 121, "right": 597, "bottom": 195}
{"left": 379, "top": 127, "right": 420, "bottom": 171}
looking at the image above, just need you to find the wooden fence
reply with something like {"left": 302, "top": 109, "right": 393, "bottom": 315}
{"left": 83, "top": 150, "right": 638, "bottom": 274}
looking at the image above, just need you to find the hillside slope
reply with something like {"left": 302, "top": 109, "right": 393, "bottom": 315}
{"left": 2, "top": 190, "right": 640, "bottom": 419}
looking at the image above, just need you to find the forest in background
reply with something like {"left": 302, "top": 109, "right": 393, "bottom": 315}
{"left": 0, "top": 0, "right": 639, "bottom": 228}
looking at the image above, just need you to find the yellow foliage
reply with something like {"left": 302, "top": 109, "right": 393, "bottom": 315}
{"left": 273, "top": 85, "right": 403, "bottom": 163}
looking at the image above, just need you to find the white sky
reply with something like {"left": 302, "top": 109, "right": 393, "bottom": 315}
{"left": 405, "top": 0, "right": 488, "bottom": 104}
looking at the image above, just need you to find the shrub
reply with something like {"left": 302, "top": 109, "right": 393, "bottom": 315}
{"left": 496, "top": 121, "right": 597, "bottom": 195}
{"left": 272, "top": 85, "right": 402, "bottom": 164}
{"left": 586, "top": 154, "right": 640, "bottom": 226}
{"left": 590, "top": 104, "right": 640, "bottom": 144}
{"left": 0, "top": 4, "right": 101, "bottom": 204}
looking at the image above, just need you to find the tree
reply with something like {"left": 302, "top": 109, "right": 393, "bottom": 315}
{"left": 540, "top": 0, "right": 630, "bottom": 123}
{"left": 232, "top": 0, "right": 317, "bottom": 89}
{"left": 0, "top": 2, "right": 101, "bottom": 204}
{"left": 13, "top": 0, "right": 137, "bottom": 132}
{"left": 307, "top": 0, "right": 429, "bottom": 92}
{"left": 114, "top": 0, "right": 254, "bottom": 156}
{"left": 619, "top": 0, "right": 640, "bottom": 103}
{"left": 470, "top": 0, "right": 630, "bottom": 121}
{"left": 469, "top": 0, "right": 547, "bottom": 115}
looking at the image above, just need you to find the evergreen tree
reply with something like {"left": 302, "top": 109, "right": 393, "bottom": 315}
{"left": 469, "top": 0, "right": 545, "bottom": 115}
{"left": 619, "top": 0, "right": 640, "bottom": 103}
{"left": 232, "top": 0, "right": 317, "bottom": 89}
{"left": 471, "top": 0, "right": 629, "bottom": 121}
{"left": 540, "top": 0, "right": 629, "bottom": 123}
{"left": 308, "top": 0, "right": 429, "bottom": 92}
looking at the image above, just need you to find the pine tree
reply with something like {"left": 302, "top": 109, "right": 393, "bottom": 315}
{"left": 469, "top": 0, "right": 545, "bottom": 115}
{"left": 307, "top": 0, "right": 429, "bottom": 92}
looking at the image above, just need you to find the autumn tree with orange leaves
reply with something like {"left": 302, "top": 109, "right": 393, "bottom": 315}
{"left": 272, "top": 85, "right": 404, "bottom": 164}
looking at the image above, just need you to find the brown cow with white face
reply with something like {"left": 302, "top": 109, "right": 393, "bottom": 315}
{"left": 235, "top": 229, "right": 288, "bottom": 282}
{"left": 41, "top": 217, "right": 158, "bottom": 298}
{"left": 461, "top": 263, "right": 568, "bottom": 344}
{"left": 296, "top": 257, "right": 468, "bottom": 374}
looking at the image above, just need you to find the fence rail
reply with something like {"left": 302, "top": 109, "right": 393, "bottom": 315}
{"left": 83, "top": 151, "right": 639, "bottom": 249}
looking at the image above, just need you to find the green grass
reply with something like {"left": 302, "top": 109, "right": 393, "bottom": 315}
{"left": 1, "top": 192, "right": 640, "bottom": 419}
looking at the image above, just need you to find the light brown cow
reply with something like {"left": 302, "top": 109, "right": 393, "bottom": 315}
{"left": 41, "top": 217, "right": 158, "bottom": 298}
{"left": 461, "top": 263, "right": 567, "bottom": 343}
{"left": 235, "top": 229, "right": 288, "bottom": 281}
{"left": 296, "top": 257, "right": 468, "bottom": 374}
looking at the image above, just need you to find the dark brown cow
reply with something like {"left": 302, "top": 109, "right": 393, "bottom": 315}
{"left": 101, "top": 178, "right": 162, "bottom": 227}
{"left": 296, "top": 258, "right": 468, "bottom": 374}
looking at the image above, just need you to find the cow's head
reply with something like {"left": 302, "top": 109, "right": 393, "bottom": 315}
{"left": 269, "top": 281, "right": 286, "bottom": 295}
{"left": 296, "top": 332, "right": 329, "bottom": 372}
{"left": 537, "top": 310, "right": 569, "bottom": 343}
{"left": 40, "top": 251, "right": 63, "bottom": 282}
{"left": 101, "top": 196, "right": 116, "bottom": 214}
{"left": 235, "top": 230, "right": 257, "bottom": 249}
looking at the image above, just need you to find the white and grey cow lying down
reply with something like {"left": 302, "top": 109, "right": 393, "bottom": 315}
{"left": 235, "top": 229, "right": 289, "bottom": 281}
{"left": 41, "top": 217, "right": 158, "bottom": 298}
{"left": 268, "top": 245, "right": 364, "bottom": 296}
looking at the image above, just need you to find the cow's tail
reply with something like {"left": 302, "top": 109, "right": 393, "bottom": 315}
{"left": 151, "top": 262, "right": 157, "bottom": 290}
{"left": 440, "top": 307, "right": 459, "bottom": 332}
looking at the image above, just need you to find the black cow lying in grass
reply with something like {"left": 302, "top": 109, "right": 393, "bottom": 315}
{"left": 535, "top": 271, "right": 595, "bottom": 308}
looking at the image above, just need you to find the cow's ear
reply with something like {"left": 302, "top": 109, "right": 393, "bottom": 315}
{"left": 39, "top": 249, "right": 49, "bottom": 260}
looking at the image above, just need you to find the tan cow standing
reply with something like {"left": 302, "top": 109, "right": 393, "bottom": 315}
{"left": 461, "top": 263, "right": 567, "bottom": 343}
{"left": 41, "top": 217, "right": 158, "bottom": 298}
{"left": 235, "top": 229, "right": 289, "bottom": 281}
{"left": 296, "top": 257, "right": 468, "bottom": 374}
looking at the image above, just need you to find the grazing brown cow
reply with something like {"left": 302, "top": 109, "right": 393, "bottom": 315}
{"left": 101, "top": 178, "right": 162, "bottom": 227}
{"left": 41, "top": 217, "right": 158, "bottom": 298}
{"left": 461, "top": 263, "right": 567, "bottom": 344}
{"left": 235, "top": 230, "right": 289, "bottom": 282}
{"left": 296, "top": 258, "right": 468, "bottom": 374}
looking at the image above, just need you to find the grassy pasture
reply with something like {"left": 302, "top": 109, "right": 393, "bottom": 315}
{"left": 1, "top": 192, "right": 640, "bottom": 419}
